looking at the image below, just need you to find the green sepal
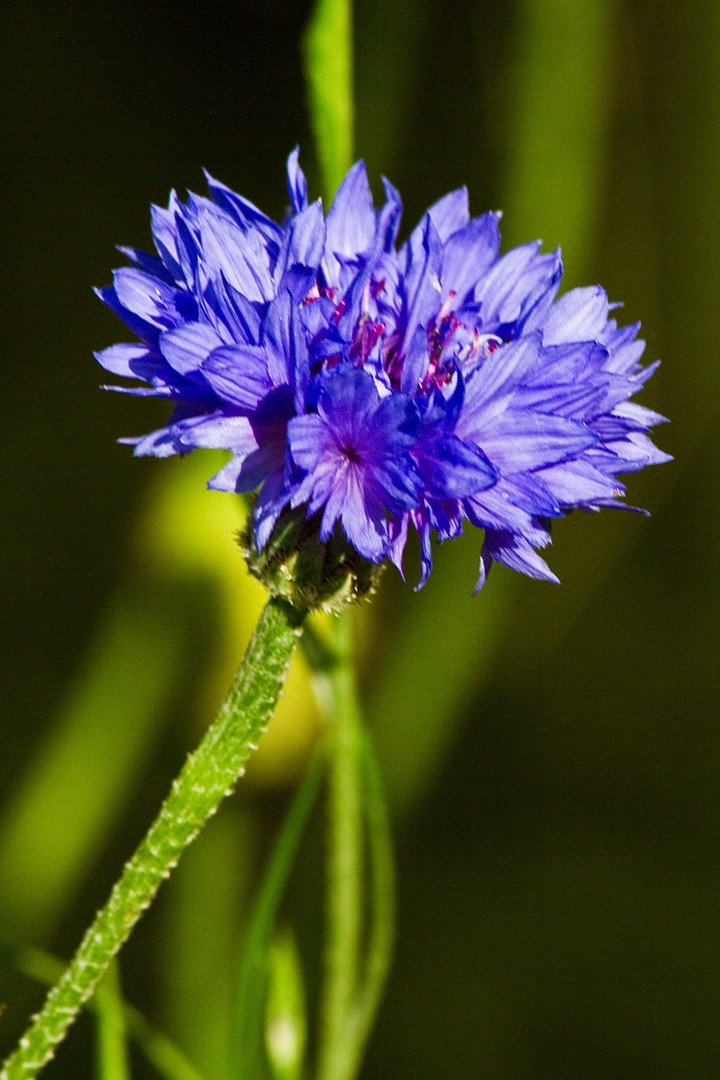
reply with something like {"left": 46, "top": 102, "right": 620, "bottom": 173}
{"left": 239, "top": 507, "right": 383, "bottom": 615}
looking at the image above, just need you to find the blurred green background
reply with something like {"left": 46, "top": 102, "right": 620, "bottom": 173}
{"left": 0, "top": 0, "right": 715, "bottom": 1077}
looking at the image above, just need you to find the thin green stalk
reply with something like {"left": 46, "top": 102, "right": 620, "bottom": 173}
{"left": 232, "top": 748, "right": 326, "bottom": 1079}
{"left": 264, "top": 929, "right": 306, "bottom": 1080}
{"left": 0, "top": 597, "right": 304, "bottom": 1080}
{"left": 350, "top": 728, "right": 395, "bottom": 1054}
{"left": 95, "top": 962, "right": 130, "bottom": 1080}
{"left": 316, "top": 611, "right": 364, "bottom": 1080}
{"left": 302, "top": 620, "right": 396, "bottom": 1080}
{"left": 303, "top": 0, "right": 354, "bottom": 202}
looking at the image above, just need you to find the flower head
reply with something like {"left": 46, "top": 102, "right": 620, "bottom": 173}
{"left": 97, "top": 151, "right": 669, "bottom": 593}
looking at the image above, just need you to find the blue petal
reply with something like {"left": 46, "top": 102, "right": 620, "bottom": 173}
{"left": 326, "top": 161, "right": 377, "bottom": 257}
{"left": 479, "top": 530, "right": 559, "bottom": 589}
{"left": 378, "top": 177, "right": 403, "bottom": 251}
{"left": 276, "top": 200, "right": 326, "bottom": 283}
{"left": 441, "top": 212, "right": 501, "bottom": 301}
{"left": 426, "top": 187, "right": 470, "bottom": 241}
{"left": 201, "top": 275, "right": 262, "bottom": 344}
{"left": 346, "top": 485, "right": 390, "bottom": 561}
{"left": 204, "top": 169, "right": 283, "bottom": 250}
{"left": 416, "top": 434, "right": 498, "bottom": 499}
{"left": 287, "top": 414, "right": 328, "bottom": 473}
{"left": 95, "top": 285, "right": 158, "bottom": 346}
{"left": 193, "top": 202, "right": 274, "bottom": 301}
{"left": 202, "top": 345, "right": 271, "bottom": 408}
{"left": 601, "top": 432, "right": 673, "bottom": 471}
{"left": 113, "top": 267, "right": 191, "bottom": 331}
{"left": 465, "top": 484, "right": 552, "bottom": 536}
{"left": 95, "top": 343, "right": 163, "bottom": 380}
{"left": 474, "top": 243, "right": 560, "bottom": 331}
{"left": 543, "top": 286, "right": 609, "bottom": 344}
{"left": 286, "top": 147, "right": 309, "bottom": 214}
{"left": 460, "top": 336, "right": 541, "bottom": 423}
{"left": 479, "top": 411, "right": 597, "bottom": 472}
{"left": 399, "top": 215, "right": 443, "bottom": 353}
{"left": 263, "top": 292, "right": 301, "bottom": 388}
{"left": 160, "top": 322, "right": 225, "bottom": 377}
{"left": 179, "top": 413, "right": 257, "bottom": 452}
{"left": 254, "top": 468, "right": 293, "bottom": 549}
{"left": 539, "top": 459, "right": 623, "bottom": 506}
{"left": 151, "top": 194, "right": 186, "bottom": 280}
{"left": 117, "top": 245, "right": 174, "bottom": 283}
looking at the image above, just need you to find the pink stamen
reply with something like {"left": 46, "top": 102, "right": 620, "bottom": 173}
{"left": 438, "top": 290, "right": 457, "bottom": 321}
{"left": 302, "top": 283, "right": 337, "bottom": 306}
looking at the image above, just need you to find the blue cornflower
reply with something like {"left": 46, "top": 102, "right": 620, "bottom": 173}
{"left": 288, "top": 366, "right": 421, "bottom": 561}
{"left": 97, "top": 151, "right": 669, "bottom": 591}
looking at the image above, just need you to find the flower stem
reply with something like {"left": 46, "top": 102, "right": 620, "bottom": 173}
{"left": 316, "top": 610, "right": 365, "bottom": 1080}
{"left": 0, "top": 597, "right": 304, "bottom": 1080}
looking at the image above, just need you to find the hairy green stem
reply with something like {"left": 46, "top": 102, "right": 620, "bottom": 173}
{"left": 0, "top": 597, "right": 304, "bottom": 1080}
{"left": 316, "top": 611, "right": 364, "bottom": 1080}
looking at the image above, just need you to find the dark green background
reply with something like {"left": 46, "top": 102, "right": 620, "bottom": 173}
{"left": 0, "top": 1, "right": 716, "bottom": 1077}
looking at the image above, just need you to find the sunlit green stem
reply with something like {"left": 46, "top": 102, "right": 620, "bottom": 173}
{"left": 303, "top": 0, "right": 354, "bottom": 201}
{"left": 316, "top": 611, "right": 365, "bottom": 1080}
{"left": 0, "top": 598, "right": 304, "bottom": 1080}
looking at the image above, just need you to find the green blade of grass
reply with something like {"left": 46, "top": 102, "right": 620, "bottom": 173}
{"left": 231, "top": 750, "right": 325, "bottom": 1080}
{"left": 303, "top": 0, "right": 354, "bottom": 201}
{"left": 0, "top": 582, "right": 191, "bottom": 942}
{"left": 501, "top": 0, "right": 615, "bottom": 276}
{"left": 95, "top": 962, "right": 130, "bottom": 1080}
{"left": 264, "top": 928, "right": 307, "bottom": 1080}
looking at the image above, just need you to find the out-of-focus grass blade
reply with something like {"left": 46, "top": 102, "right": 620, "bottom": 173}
{"left": 140, "top": 454, "right": 321, "bottom": 789}
{"left": 0, "top": 451, "right": 319, "bottom": 948}
{"left": 146, "top": 464, "right": 320, "bottom": 1080}
{"left": 349, "top": 728, "right": 395, "bottom": 1055}
{"left": 0, "top": 581, "right": 188, "bottom": 942}
{"left": 496, "top": 0, "right": 662, "bottom": 661}
{"left": 264, "top": 929, "right": 307, "bottom": 1080}
{"left": 501, "top": 0, "right": 615, "bottom": 277}
{"left": 367, "top": 0, "right": 616, "bottom": 817}
{"left": 3, "top": 945, "right": 205, "bottom": 1080}
{"left": 231, "top": 752, "right": 325, "bottom": 1080}
{"left": 161, "top": 809, "right": 254, "bottom": 1080}
{"left": 95, "top": 961, "right": 131, "bottom": 1080}
{"left": 303, "top": 0, "right": 353, "bottom": 200}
